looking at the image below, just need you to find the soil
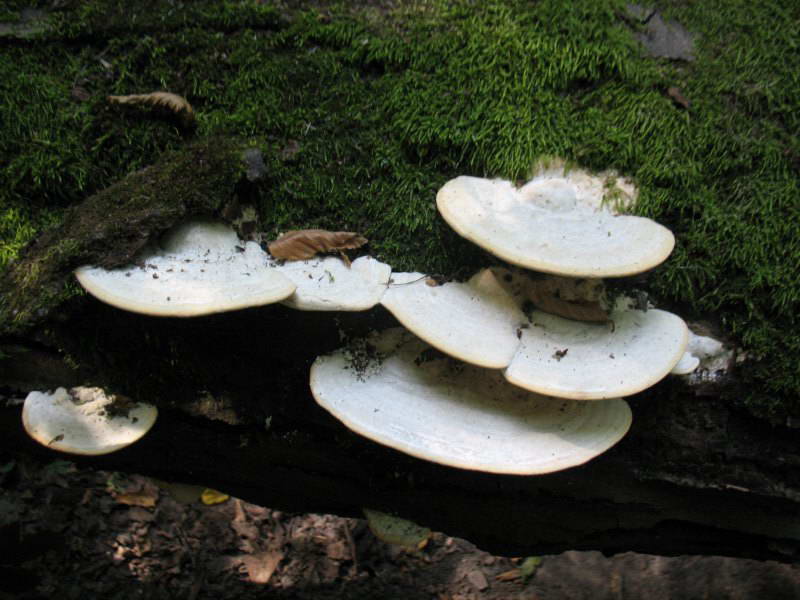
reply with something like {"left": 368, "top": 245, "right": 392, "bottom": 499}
{"left": 2, "top": 448, "right": 800, "bottom": 600}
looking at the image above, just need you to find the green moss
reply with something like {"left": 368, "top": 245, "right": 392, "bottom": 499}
{"left": 0, "top": 137, "right": 246, "bottom": 331}
{"left": 0, "top": 0, "right": 798, "bottom": 416}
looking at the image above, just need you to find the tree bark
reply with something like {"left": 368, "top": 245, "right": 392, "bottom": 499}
{"left": 2, "top": 141, "right": 798, "bottom": 563}
{"left": 3, "top": 301, "right": 800, "bottom": 563}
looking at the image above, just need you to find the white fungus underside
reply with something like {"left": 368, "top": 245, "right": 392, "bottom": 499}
{"left": 437, "top": 176, "right": 675, "bottom": 277}
{"left": 75, "top": 221, "right": 295, "bottom": 316}
{"left": 310, "top": 329, "right": 632, "bottom": 475}
{"left": 277, "top": 256, "right": 392, "bottom": 311}
{"left": 505, "top": 308, "right": 688, "bottom": 400}
{"left": 22, "top": 387, "right": 157, "bottom": 455}
{"left": 380, "top": 270, "right": 525, "bottom": 368}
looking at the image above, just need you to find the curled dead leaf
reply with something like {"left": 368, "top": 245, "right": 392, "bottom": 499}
{"left": 200, "top": 488, "right": 230, "bottom": 505}
{"left": 108, "top": 91, "right": 195, "bottom": 127}
{"left": 114, "top": 491, "right": 157, "bottom": 508}
{"left": 363, "top": 508, "right": 431, "bottom": 550}
{"left": 667, "top": 86, "right": 690, "bottom": 109}
{"left": 240, "top": 550, "right": 283, "bottom": 584}
{"left": 268, "top": 229, "right": 367, "bottom": 261}
{"left": 496, "top": 568, "right": 522, "bottom": 581}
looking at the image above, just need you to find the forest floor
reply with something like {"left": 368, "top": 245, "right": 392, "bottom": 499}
{"left": 3, "top": 448, "right": 800, "bottom": 600}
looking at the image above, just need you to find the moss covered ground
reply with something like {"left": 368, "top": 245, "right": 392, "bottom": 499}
{"left": 0, "top": 0, "right": 798, "bottom": 416}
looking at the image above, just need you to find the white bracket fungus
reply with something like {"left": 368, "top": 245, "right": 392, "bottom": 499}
{"left": 22, "top": 387, "right": 157, "bottom": 455}
{"left": 59, "top": 159, "right": 692, "bottom": 478}
{"left": 436, "top": 162, "right": 674, "bottom": 277}
{"left": 75, "top": 219, "right": 296, "bottom": 316}
{"left": 275, "top": 255, "right": 392, "bottom": 311}
{"left": 487, "top": 267, "right": 689, "bottom": 400}
{"left": 310, "top": 329, "right": 632, "bottom": 475}
{"left": 505, "top": 306, "right": 688, "bottom": 400}
{"left": 380, "top": 269, "right": 525, "bottom": 368}
{"left": 671, "top": 351, "right": 701, "bottom": 375}
{"left": 672, "top": 329, "right": 734, "bottom": 381}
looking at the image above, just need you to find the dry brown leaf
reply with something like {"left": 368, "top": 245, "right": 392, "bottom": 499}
{"left": 108, "top": 91, "right": 195, "bottom": 127}
{"left": 466, "top": 569, "right": 489, "bottom": 591}
{"left": 114, "top": 491, "right": 157, "bottom": 508}
{"left": 667, "top": 86, "right": 690, "bottom": 109}
{"left": 268, "top": 229, "right": 367, "bottom": 261}
{"left": 528, "top": 277, "right": 609, "bottom": 323}
{"left": 200, "top": 488, "right": 229, "bottom": 505}
{"left": 495, "top": 568, "right": 521, "bottom": 581}
{"left": 240, "top": 550, "right": 283, "bottom": 584}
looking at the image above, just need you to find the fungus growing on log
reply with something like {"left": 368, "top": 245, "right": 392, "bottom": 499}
{"left": 671, "top": 351, "right": 700, "bottom": 375}
{"left": 671, "top": 329, "right": 734, "bottom": 380}
{"left": 22, "top": 387, "right": 157, "bottom": 455}
{"left": 504, "top": 302, "right": 688, "bottom": 400}
{"left": 310, "top": 328, "right": 632, "bottom": 474}
{"left": 380, "top": 269, "right": 525, "bottom": 368}
{"left": 75, "top": 219, "right": 295, "bottom": 316}
{"left": 275, "top": 255, "right": 391, "bottom": 311}
{"left": 436, "top": 160, "right": 674, "bottom": 277}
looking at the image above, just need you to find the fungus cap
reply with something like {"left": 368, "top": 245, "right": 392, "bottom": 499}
{"left": 673, "top": 329, "right": 733, "bottom": 380}
{"left": 671, "top": 351, "right": 700, "bottom": 375}
{"left": 277, "top": 256, "right": 391, "bottom": 311}
{"left": 22, "top": 387, "right": 157, "bottom": 455}
{"left": 310, "top": 329, "right": 632, "bottom": 475}
{"left": 436, "top": 164, "right": 675, "bottom": 277}
{"left": 504, "top": 306, "right": 688, "bottom": 400}
{"left": 380, "top": 269, "right": 525, "bottom": 368}
{"left": 75, "top": 220, "right": 296, "bottom": 316}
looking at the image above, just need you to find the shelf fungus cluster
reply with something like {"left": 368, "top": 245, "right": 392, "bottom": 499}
{"left": 311, "top": 160, "right": 692, "bottom": 475}
{"left": 25, "top": 160, "right": 696, "bottom": 474}
{"left": 24, "top": 220, "right": 393, "bottom": 455}
{"left": 75, "top": 220, "right": 392, "bottom": 315}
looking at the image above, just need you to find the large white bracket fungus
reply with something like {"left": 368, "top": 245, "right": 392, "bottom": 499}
{"left": 310, "top": 329, "right": 632, "bottom": 475}
{"left": 380, "top": 269, "right": 525, "bottom": 368}
{"left": 22, "top": 387, "right": 157, "bottom": 455}
{"left": 75, "top": 220, "right": 296, "bottom": 316}
{"left": 275, "top": 255, "right": 392, "bottom": 311}
{"left": 436, "top": 162, "right": 675, "bottom": 277}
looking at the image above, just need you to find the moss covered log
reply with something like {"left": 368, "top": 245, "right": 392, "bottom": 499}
{"left": 0, "top": 137, "right": 247, "bottom": 330}
{"left": 1, "top": 0, "right": 798, "bottom": 417}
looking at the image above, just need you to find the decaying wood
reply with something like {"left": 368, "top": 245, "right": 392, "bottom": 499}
{"left": 528, "top": 276, "right": 610, "bottom": 322}
{"left": 268, "top": 229, "right": 367, "bottom": 261}
{"left": 108, "top": 92, "right": 195, "bottom": 127}
{"left": 3, "top": 303, "right": 800, "bottom": 563}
